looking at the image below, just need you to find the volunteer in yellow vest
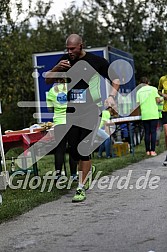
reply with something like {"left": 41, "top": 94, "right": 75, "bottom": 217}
{"left": 137, "top": 77, "right": 162, "bottom": 156}
{"left": 46, "top": 81, "right": 78, "bottom": 179}
{"left": 158, "top": 75, "right": 167, "bottom": 165}
{"left": 47, "top": 82, "right": 67, "bottom": 124}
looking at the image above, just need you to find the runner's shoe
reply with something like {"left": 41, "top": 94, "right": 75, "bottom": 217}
{"left": 84, "top": 165, "right": 96, "bottom": 190}
{"left": 72, "top": 188, "right": 86, "bottom": 203}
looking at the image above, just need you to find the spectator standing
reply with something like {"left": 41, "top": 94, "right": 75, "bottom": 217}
{"left": 137, "top": 77, "right": 162, "bottom": 156}
{"left": 158, "top": 75, "right": 167, "bottom": 165}
{"left": 156, "top": 99, "right": 164, "bottom": 146}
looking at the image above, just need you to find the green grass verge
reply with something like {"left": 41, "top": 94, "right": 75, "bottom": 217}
{"left": 0, "top": 136, "right": 166, "bottom": 223}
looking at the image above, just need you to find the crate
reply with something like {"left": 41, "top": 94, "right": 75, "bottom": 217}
{"left": 112, "top": 142, "right": 129, "bottom": 157}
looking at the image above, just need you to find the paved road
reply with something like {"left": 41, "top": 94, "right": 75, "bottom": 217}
{"left": 0, "top": 152, "right": 167, "bottom": 252}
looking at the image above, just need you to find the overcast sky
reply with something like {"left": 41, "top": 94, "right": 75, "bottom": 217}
{"left": 10, "top": 0, "right": 83, "bottom": 22}
{"left": 48, "top": 0, "right": 83, "bottom": 18}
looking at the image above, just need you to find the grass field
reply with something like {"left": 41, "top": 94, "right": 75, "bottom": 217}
{"left": 0, "top": 136, "right": 166, "bottom": 224}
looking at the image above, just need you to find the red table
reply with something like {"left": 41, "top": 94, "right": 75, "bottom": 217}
{"left": 2, "top": 131, "right": 46, "bottom": 151}
{"left": 1, "top": 130, "right": 52, "bottom": 175}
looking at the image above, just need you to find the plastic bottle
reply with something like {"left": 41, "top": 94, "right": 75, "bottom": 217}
{"left": 11, "top": 157, "right": 15, "bottom": 172}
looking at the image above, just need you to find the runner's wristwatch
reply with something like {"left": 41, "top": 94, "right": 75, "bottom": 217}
{"left": 108, "top": 95, "right": 115, "bottom": 99}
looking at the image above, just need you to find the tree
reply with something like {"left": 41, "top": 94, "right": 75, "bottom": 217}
{"left": 0, "top": 0, "right": 54, "bottom": 131}
{"left": 83, "top": 0, "right": 167, "bottom": 83}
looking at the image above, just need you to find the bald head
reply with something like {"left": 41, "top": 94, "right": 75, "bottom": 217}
{"left": 66, "top": 34, "right": 83, "bottom": 45}
{"left": 65, "top": 34, "right": 85, "bottom": 60}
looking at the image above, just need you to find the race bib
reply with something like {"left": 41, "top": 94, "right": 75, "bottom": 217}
{"left": 70, "top": 89, "right": 87, "bottom": 103}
